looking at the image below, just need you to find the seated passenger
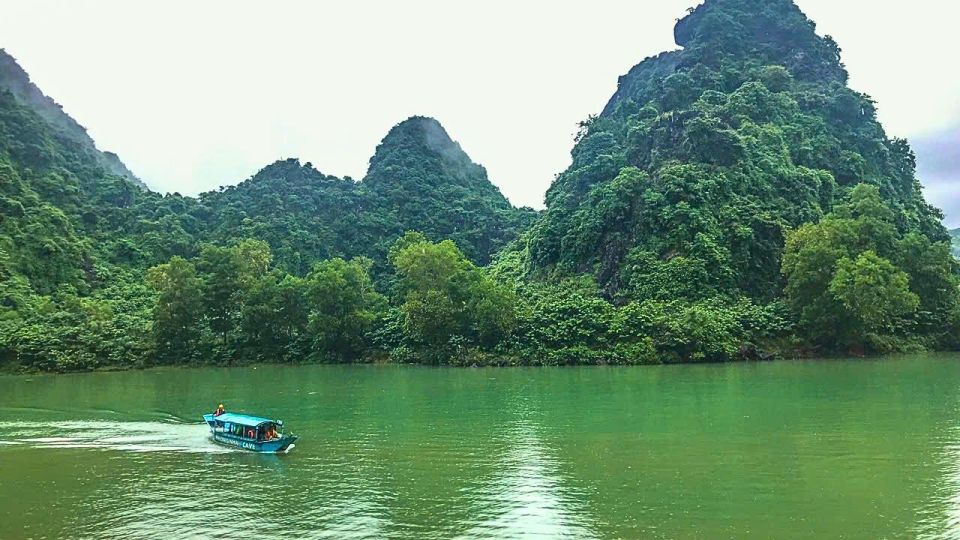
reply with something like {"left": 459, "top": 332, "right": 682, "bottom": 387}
{"left": 214, "top": 404, "right": 225, "bottom": 416}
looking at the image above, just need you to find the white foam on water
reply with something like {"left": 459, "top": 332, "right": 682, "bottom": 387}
{"left": 0, "top": 420, "right": 238, "bottom": 454}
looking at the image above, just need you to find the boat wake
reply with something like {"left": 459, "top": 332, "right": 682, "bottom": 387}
{"left": 0, "top": 420, "right": 236, "bottom": 454}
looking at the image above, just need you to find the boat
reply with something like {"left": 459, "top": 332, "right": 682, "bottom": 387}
{"left": 202, "top": 412, "right": 297, "bottom": 453}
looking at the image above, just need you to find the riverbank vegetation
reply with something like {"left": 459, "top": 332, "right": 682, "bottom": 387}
{"left": 1, "top": 0, "right": 958, "bottom": 372}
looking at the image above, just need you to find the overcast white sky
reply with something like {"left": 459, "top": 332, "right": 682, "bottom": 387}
{"left": 1, "top": 1, "right": 958, "bottom": 224}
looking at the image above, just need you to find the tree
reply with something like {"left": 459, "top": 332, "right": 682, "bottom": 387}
{"left": 390, "top": 234, "right": 516, "bottom": 362}
{"left": 305, "top": 257, "right": 385, "bottom": 361}
{"left": 196, "top": 239, "right": 271, "bottom": 351}
{"left": 146, "top": 257, "right": 204, "bottom": 362}
{"left": 782, "top": 186, "right": 946, "bottom": 353}
{"left": 240, "top": 272, "right": 308, "bottom": 362}
{"left": 894, "top": 232, "right": 960, "bottom": 340}
{"left": 829, "top": 251, "right": 918, "bottom": 348}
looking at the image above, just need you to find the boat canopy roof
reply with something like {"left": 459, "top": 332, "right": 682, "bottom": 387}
{"left": 213, "top": 413, "right": 281, "bottom": 427}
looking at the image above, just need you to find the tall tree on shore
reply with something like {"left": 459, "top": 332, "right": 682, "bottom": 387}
{"left": 146, "top": 257, "right": 204, "bottom": 362}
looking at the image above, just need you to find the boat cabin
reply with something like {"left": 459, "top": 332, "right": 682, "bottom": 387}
{"left": 209, "top": 412, "right": 284, "bottom": 442}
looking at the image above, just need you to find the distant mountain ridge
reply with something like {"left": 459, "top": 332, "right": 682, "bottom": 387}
{"left": 0, "top": 55, "right": 538, "bottom": 370}
{"left": 0, "top": 48, "right": 531, "bottom": 282}
{"left": 0, "top": 49, "right": 144, "bottom": 187}
{"left": 201, "top": 117, "right": 535, "bottom": 273}
{"left": 363, "top": 117, "right": 535, "bottom": 265}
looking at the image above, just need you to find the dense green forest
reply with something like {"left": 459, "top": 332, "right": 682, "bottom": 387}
{"left": 519, "top": 0, "right": 959, "bottom": 356}
{"left": 199, "top": 118, "right": 535, "bottom": 276}
{"left": 952, "top": 229, "right": 959, "bottom": 258}
{"left": 1, "top": 0, "right": 958, "bottom": 372}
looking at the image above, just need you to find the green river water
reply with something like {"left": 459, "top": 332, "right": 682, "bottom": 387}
{"left": 1, "top": 355, "right": 959, "bottom": 539}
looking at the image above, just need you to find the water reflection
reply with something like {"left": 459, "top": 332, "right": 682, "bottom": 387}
{"left": 923, "top": 422, "right": 960, "bottom": 539}
{"left": 946, "top": 437, "right": 960, "bottom": 539}
{"left": 460, "top": 413, "right": 597, "bottom": 538}
{"left": 297, "top": 433, "right": 393, "bottom": 539}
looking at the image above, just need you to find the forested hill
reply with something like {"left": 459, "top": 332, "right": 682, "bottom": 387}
{"left": 0, "top": 49, "right": 143, "bottom": 187}
{"left": 198, "top": 117, "right": 535, "bottom": 273}
{"left": 519, "top": 0, "right": 958, "bottom": 353}
{"left": 0, "top": 46, "right": 531, "bottom": 277}
{"left": 198, "top": 159, "right": 366, "bottom": 275}
{"left": 363, "top": 117, "right": 535, "bottom": 265}
{"left": 1, "top": 0, "right": 958, "bottom": 372}
{"left": 0, "top": 76, "right": 533, "bottom": 369}
{"left": 0, "top": 50, "right": 537, "bottom": 370}
{"left": 0, "top": 51, "right": 535, "bottom": 277}
{"left": 952, "top": 229, "right": 960, "bottom": 258}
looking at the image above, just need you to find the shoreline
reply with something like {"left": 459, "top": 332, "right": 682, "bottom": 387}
{"left": 4, "top": 349, "right": 955, "bottom": 376}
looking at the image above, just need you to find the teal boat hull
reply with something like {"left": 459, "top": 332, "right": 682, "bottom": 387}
{"left": 203, "top": 414, "right": 297, "bottom": 453}
{"left": 211, "top": 431, "right": 297, "bottom": 453}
